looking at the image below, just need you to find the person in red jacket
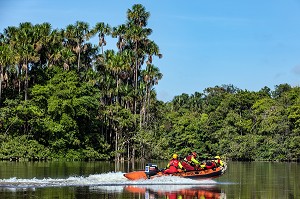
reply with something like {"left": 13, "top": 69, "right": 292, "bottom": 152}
{"left": 181, "top": 151, "right": 201, "bottom": 171}
{"left": 164, "top": 154, "right": 184, "bottom": 174}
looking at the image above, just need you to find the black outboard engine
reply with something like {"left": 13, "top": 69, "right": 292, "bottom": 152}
{"left": 145, "top": 163, "right": 158, "bottom": 179}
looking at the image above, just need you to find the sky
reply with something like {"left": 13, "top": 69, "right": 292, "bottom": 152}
{"left": 1, "top": 0, "right": 300, "bottom": 102}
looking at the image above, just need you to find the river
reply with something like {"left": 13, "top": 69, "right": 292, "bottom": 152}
{"left": 0, "top": 161, "right": 299, "bottom": 198}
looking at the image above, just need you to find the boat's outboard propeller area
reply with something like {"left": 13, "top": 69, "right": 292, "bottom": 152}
{"left": 145, "top": 163, "right": 159, "bottom": 179}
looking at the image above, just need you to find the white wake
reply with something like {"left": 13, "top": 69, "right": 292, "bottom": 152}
{"left": 0, "top": 172, "right": 218, "bottom": 188}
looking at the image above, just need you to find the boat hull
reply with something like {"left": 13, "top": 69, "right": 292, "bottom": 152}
{"left": 123, "top": 170, "right": 147, "bottom": 180}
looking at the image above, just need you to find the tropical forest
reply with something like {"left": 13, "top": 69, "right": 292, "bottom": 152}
{"left": 0, "top": 4, "right": 300, "bottom": 162}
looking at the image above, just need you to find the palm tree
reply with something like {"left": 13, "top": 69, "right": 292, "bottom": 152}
{"left": 140, "top": 64, "right": 162, "bottom": 126}
{"left": 5, "top": 22, "right": 40, "bottom": 101}
{"left": 91, "top": 22, "right": 111, "bottom": 55}
{"left": 127, "top": 4, "right": 150, "bottom": 27}
{"left": 45, "top": 29, "right": 64, "bottom": 67}
{"left": 125, "top": 5, "right": 151, "bottom": 116}
{"left": 32, "top": 23, "right": 52, "bottom": 67}
{"left": 109, "top": 4, "right": 163, "bottom": 160}
{"left": 3, "top": 25, "right": 22, "bottom": 95}
{"left": 112, "top": 24, "right": 126, "bottom": 52}
{"left": 61, "top": 48, "right": 76, "bottom": 70}
{"left": 0, "top": 43, "right": 14, "bottom": 105}
{"left": 64, "top": 21, "right": 90, "bottom": 72}
{"left": 104, "top": 50, "right": 132, "bottom": 104}
{"left": 144, "top": 40, "right": 162, "bottom": 64}
{"left": 19, "top": 22, "right": 40, "bottom": 101}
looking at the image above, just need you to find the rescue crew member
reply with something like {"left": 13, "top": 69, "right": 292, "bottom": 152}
{"left": 164, "top": 154, "right": 184, "bottom": 174}
{"left": 181, "top": 151, "right": 201, "bottom": 171}
{"left": 213, "top": 156, "right": 224, "bottom": 167}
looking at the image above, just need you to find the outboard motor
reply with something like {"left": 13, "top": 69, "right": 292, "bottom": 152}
{"left": 145, "top": 163, "right": 158, "bottom": 179}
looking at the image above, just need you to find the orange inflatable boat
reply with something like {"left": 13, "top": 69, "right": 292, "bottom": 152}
{"left": 124, "top": 162, "right": 227, "bottom": 181}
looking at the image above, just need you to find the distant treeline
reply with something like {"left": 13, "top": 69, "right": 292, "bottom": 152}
{"left": 161, "top": 84, "right": 300, "bottom": 161}
{"left": 0, "top": 4, "right": 299, "bottom": 161}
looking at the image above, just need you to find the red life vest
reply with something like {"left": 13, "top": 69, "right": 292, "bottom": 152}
{"left": 185, "top": 155, "right": 193, "bottom": 162}
{"left": 205, "top": 161, "right": 216, "bottom": 169}
{"left": 169, "top": 159, "right": 180, "bottom": 168}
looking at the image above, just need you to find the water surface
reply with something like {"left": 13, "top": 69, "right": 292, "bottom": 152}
{"left": 0, "top": 161, "right": 299, "bottom": 198}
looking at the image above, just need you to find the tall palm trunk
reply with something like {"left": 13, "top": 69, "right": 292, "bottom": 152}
{"left": 132, "top": 147, "right": 135, "bottom": 162}
{"left": 146, "top": 87, "right": 151, "bottom": 123}
{"left": 140, "top": 84, "right": 147, "bottom": 128}
{"left": 77, "top": 46, "right": 81, "bottom": 72}
{"left": 18, "top": 64, "right": 22, "bottom": 95}
{"left": 115, "top": 129, "right": 119, "bottom": 162}
{"left": 134, "top": 41, "right": 138, "bottom": 116}
{"left": 116, "top": 75, "right": 119, "bottom": 104}
{"left": 24, "top": 63, "right": 28, "bottom": 101}
{"left": 144, "top": 84, "right": 150, "bottom": 125}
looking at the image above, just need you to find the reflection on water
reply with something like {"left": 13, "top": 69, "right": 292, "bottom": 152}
{"left": 122, "top": 185, "right": 226, "bottom": 199}
{"left": 0, "top": 184, "right": 226, "bottom": 199}
{"left": 0, "top": 185, "right": 226, "bottom": 199}
{"left": 88, "top": 184, "right": 227, "bottom": 199}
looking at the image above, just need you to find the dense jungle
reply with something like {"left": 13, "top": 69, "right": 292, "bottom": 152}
{"left": 0, "top": 4, "right": 299, "bottom": 162}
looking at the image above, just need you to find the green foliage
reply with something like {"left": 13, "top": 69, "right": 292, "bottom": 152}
{"left": 0, "top": 135, "right": 50, "bottom": 160}
{"left": 157, "top": 85, "right": 300, "bottom": 161}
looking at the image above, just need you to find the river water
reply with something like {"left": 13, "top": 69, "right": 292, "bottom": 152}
{"left": 0, "top": 161, "right": 299, "bottom": 198}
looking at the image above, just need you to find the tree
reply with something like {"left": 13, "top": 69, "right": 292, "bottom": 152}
{"left": 91, "top": 22, "right": 111, "bottom": 55}
{"left": 125, "top": 4, "right": 151, "bottom": 115}
{"left": 112, "top": 24, "right": 127, "bottom": 52}
{"left": 45, "top": 29, "right": 65, "bottom": 67}
{"left": 0, "top": 43, "right": 14, "bottom": 105}
{"left": 64, "top": 21, "right": 90, "bottom": 72}
{"left": 30, "top": 67, "right": 107, "bottom": 159}
{"left": 272, "top": 83, "right": 292, "bottom": 99}
{"left": 140, "top": 64, "right": 162, "bottom": 126}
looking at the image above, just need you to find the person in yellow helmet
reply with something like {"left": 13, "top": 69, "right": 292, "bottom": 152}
{"left": 164, "top": 154, "right": 184, "bottom": 174}
{"left": 213, "top": 155, "right": 224, "bottom": 167}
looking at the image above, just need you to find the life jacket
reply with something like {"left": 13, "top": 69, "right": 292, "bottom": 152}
{"left": 169, "top": 159, "right": 180, "bottom": 168}
{"left": 205, "top": 161, "right": 216, "bottom": 169}
{"left": 185, "top": 155, "right": 193, "bottom": 162}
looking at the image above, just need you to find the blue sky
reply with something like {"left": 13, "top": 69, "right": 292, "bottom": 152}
{"left": 1, "top": 0, "right": 300, "bottom": 102}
